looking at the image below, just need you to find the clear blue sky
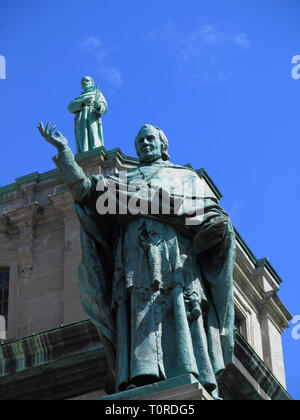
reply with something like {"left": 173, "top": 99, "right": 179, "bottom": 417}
{"left": 1, "top": 0, "right": 300, "bottom": 399}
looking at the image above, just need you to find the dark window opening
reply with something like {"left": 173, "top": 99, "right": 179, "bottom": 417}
{"left": 0, "top": 268, "right": 9, "bottom": 329}
{"left": 234, "top": 309, "right": 248, "bottom": 340}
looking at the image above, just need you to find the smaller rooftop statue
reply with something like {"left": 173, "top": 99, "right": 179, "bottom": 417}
{"left": 68, "top": 76, "right": 107, "bottom": 154}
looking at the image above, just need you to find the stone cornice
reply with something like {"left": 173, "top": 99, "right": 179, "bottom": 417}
{"left": 256, "top": 258, "right": 282, "bottom": 285}
{"left": 259, "top": 293, "right": 292, "bottom": 333}
{"left": 235, "top": 228, "right": 282, "bottom": 287}
{"left": 234, "top": 240, "right": 291, "bottom": 330}
{"left": 0, "top": 203, "right": 42, "bottom": 243}
{"left": 196, "top": 168, "right": 223, "bottom": 201}
{"left": 15, "top": 172, "right": 40, "bottom": 187}
{"left": 48, "top": 189, "right": 74, "bottom": 216}
{"left": 2, "top": 202, "right": 42, "bottom": 229}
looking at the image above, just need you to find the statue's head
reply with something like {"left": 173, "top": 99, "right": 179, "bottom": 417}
{"left": 135, "top": 124, "right": 170, "bottom": 163}
{"left": 81, "top": 76, "right": 95, "bottom": 92}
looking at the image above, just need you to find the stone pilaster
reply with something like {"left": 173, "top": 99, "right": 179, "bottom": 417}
{"left": 3, "top": 203, "right": 42, "bottom": 337}
{"left": 15, "top": 172, "right": 39, "bottom": 206}
{"left": 255, "top": 260, "right": 291, "bottom": 388}
{"left": 49, "top": 190, "right": 86, "bottom": 325}
{"left": 4, "top": 204, "right": 40, "bottom": 281}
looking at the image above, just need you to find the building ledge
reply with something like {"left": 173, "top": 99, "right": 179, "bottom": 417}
{"left": 220, "top": 331, "right": 292, "bottom": 400}
{"left": 0, "top": 320, "right": 108, "bottom": 400}
{"left": 0, "top": 321, "right": 292, "bottom": 400}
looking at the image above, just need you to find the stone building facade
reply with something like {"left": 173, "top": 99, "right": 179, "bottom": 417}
{"left": 0, "top": 147, "right": 292, "bottom": 400}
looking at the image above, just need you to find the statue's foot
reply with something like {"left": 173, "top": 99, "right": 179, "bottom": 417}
{"left": 211, "top": 389, "right": 223, "bottom": 400}
{"left": 126, "top": 384, "right": 137, "bottom": 390}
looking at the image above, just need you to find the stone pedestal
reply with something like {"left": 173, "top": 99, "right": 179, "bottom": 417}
{"left": 99, "top": 374, "right": 213, "bottom": 401}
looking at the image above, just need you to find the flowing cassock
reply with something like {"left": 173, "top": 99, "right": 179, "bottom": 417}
{"left": 68, "top": 89, "right": 107, "bottom": 154}
{"left": 53, "top": 147, "right": 236, "bottom": 396}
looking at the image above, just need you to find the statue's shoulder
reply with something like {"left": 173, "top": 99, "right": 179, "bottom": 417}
{"left": 165, "top": 162, "right": 198, "bottom": 175}
{"left": 167, "top": 162, "right": 195, "bottom": 170}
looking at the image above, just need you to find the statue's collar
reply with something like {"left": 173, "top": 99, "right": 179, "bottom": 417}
{"left": 138, "top": 159, "right": 166, "bottom": 167}
{"left": 81, "top": 88, "right": 95, "bottom": 94}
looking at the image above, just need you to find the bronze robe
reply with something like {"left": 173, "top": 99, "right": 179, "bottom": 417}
{"left": 68, "top": 89, "right": 107, "bottom": 154}
{"left": 53, "top": 147, "right": 236, "bottom": 397}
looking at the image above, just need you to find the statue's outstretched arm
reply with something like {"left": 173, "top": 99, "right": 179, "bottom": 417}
{"left": 37, "top": 122, "right": 93, "bottom": 203}
{"left": 38, "top": 121, "right": 68, "bottom": 152}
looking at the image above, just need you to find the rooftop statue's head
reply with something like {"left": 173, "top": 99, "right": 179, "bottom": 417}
{"left": 81, "top": 76, "right": 95, "bottom": 92}
{"left": 135, "top": 124, "right": 170, "bottom": 164}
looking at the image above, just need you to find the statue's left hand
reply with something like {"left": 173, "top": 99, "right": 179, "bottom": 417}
{"left": 38, "top": 122, "right": 68, "bottom": 152}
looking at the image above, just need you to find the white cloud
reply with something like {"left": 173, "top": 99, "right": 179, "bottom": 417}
{"left": 80, "top": 36, "right": 102, "bottom": 49}
{"left": 102, "top": 66, "right": 123, "bottom": 87}
{"left": 79, "top": 36, "right": 123, "bottom": 87}
{"left": 147, "top": 23, "right": 251, "bottom": 85}
{"left": 233, "top": 33, "right": 251, "bottom": 49}
{"left": 147, "top": 22, "right": 177, "bottom": 42}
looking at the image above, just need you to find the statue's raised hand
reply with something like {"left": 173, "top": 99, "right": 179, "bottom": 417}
{"left": 38, "top": 122, "right": 68, "bottom": 152}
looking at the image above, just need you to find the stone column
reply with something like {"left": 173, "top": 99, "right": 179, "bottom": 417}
{"left": 255, "top": 261, "right": 290, "bottom": 388}
{"left": 4, "top": 204, "right": 42, "bottom": 337}
{"left": 49, "top": 190, "right": 86, "bottom": 326}
{"left": 259, "top": 296, "right": 288, "bottom": 388}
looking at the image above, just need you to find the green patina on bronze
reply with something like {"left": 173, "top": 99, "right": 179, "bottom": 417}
{"left": 68, "top": 76, "right": 107, "bottom": 154}
{"left": 37, "top": 122, "right": 236, "bottom": 400}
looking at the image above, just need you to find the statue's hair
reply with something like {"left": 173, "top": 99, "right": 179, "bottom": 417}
{"left": 135, "top": 124, "right": 170, "bottom": 161}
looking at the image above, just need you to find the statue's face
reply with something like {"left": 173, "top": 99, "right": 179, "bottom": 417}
{"left": 81, "top": 76, "right": 94, "bottom": 91}
{"left": 135, "top": 127, "right": 162, "bottom": 163}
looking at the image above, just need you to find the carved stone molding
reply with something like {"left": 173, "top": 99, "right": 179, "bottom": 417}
{"left": 3, "top": 203, "right": 42, "bottom": 280}
{"left": 48, "top": 190, "right": 74, "bottom": 218}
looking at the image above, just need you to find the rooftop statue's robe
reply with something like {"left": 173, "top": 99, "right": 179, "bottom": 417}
{"left": 53, "top": 147, "right": 236, "bottom": 398}
{"left": 68, "top": 89, "right": 107, "bottom": 154}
